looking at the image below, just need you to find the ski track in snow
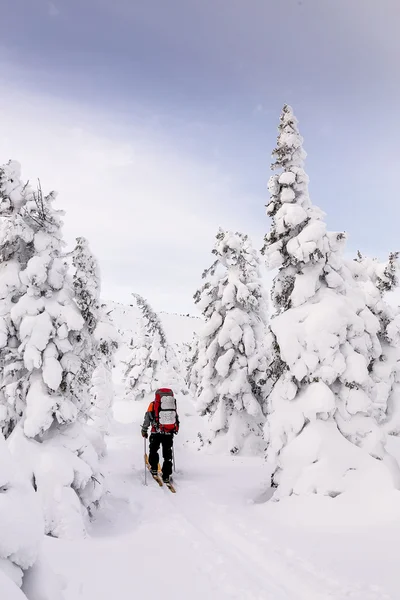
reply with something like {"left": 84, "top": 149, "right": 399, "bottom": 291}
{"left": 43, "top": 407, "right": 393, "bottom": 600}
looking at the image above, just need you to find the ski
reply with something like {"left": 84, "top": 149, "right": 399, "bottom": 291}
{"left": 165, "top": 482, "right": 176, "bottom": 493}
{"left": 145, "top": 454, "right": 176, "bottom": 492}
{"left": 145, "top": 454, "right": 163, "bottom": 486}
{"left": 151, "top": 473, "right": 163, "bottom": 486}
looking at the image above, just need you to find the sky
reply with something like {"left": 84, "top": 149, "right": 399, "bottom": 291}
{"left": 1, "top": 0, "right": 400, "bottom": 314}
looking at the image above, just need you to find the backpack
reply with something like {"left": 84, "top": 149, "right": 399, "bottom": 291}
{"left": 153, "top": 388, "right": 178, "bottom": 433}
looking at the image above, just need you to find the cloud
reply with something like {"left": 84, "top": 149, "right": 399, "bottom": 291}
{"left": 48, "top": 2, "right": 60, "bottom": 17}
{"left": 0, "top": 85, "right": 265, "bottom": 314}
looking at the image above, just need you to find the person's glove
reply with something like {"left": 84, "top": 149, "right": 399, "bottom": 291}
{"left": 141, "top": 430, "right": 148, "bottom": 439}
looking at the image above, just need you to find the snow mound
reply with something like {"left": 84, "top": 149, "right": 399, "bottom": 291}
{"left": 0, "top": 433, "right": 42, "bottom": 593}
{"left": 8, "top": 424, "right": 104, "bottom": 540}
{"left": 273, "top": 420, "right": 396, "bottom": 499}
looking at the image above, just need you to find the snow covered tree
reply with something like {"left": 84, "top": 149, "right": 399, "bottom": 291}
{"left": 72, "top": 236, "right": 100, "bottom": 335}
{"left": 72, "top": 237, "right": 118, "bottom": 435}
{"left": 183, "top": 335, "right": 200, "bottom": 396}
{"left": 71, "top": 236, "right": 101, "bottom": 416}
{"left": 351, "top": 252, "right": 400, "bottom": 432}
{"left": 0, "top": 162, "right": 35, "bottom": 437}
{"left": 263, "top": 105, "right": 397, "bottom": 499}
{"left": 10, "top": 187, "right": 85, "bottom": 435}
{"left": 192, "top": 229, "right": 269, "bottom": 455}
{"left": 124, "top": 294, "right": 184, "bottom": 400}
{"left": 6, "top": 184, "right": 106, "bottom": 537}
{"left": 261, "top": 104, "right": 339, "bottom": 311}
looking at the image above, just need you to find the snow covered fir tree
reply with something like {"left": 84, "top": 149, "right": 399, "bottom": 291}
{"left": 191, "top": 229, "right": 268, "bottom": 454}
{"left": 183, "top": 335, "right": 199, "bottom": 396}
{"left": 11, "top": 185, "right": 109, "bottom": 536}
{"left": 124, "top": 293, "right": 185, "bottom": 400}
{"left": 0, "top": 162, "right": 110, "bottom": 538}
{"left": 0, "top": 161, "right": 36, "bottom": 438}
{"left": 72, "top": 237, "right": 118, "bottom": 436}
{"left": 262, "top": 105, "right": 399, "bottom": 499}
{"left": 351, "top": 252, "right": 400, "bottom": 433}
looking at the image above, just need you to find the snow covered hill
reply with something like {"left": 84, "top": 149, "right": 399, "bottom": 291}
{"left": 107, "top": 301, "right": 202, "bottom": 346}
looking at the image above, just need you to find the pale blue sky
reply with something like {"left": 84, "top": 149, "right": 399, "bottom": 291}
{"left": 1, "top": 0, "right": 400, "bottom": 312}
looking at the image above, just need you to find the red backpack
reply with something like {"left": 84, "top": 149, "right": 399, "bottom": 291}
{"left": 153, "top": 388, "right": 178, "bottom": 433}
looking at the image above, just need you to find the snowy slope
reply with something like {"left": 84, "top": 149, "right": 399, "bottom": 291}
{"left": 35, "top": 304, "right": 400, "bottom": 600}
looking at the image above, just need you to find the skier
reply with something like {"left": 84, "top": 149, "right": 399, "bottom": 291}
{"left": 141, "top": 388, "right": 179, "bottom": 484}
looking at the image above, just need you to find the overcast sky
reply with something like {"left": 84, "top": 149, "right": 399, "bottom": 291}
{"left": 1, "top": 0, "right": 400, "bottom": 313}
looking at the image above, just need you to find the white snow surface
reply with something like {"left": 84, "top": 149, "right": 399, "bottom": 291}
{"left": 36, "top": 395, "right": 400, "bottom": 600}
{"left": 0, "top": 306, "right": 397, "bottom": 598}
{"left": 15, "top": 308, "right": 398, "bottom": 600}
{"left": 1, "top": 294, "right": 400, "bottom": 598}
{"left": 0, "top": 432, "right": 43, "bottom": 597}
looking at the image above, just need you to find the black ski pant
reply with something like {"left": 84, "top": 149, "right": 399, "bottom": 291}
{"left": 149, "top": 433, "right": 173, "bottom": 477}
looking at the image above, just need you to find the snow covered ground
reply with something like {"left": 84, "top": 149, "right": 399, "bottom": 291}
{"left": 39, "top": 392, "right": 400, "bottom": 600}
{"left": 0, "top": 302, "right": 395, "bottom": 600}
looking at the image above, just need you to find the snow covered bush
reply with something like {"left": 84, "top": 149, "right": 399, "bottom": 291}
{"left": 0, "top": 432, "right": 42, "bottom": 594}
{"left": 124, "top": 294, "right": 185, "bottom": 400}
{"left": 263, "top": 105, "right": 398, "bottom": 499}
{"left": 192, "top": 229, "right": 268, "bottom": 455}
{"left": 9, "top": 424, "right": 104, "bottom": 539}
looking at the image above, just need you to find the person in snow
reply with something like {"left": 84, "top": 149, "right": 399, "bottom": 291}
{"left": 141, "top": 388, "right": 179, "bottom": 483}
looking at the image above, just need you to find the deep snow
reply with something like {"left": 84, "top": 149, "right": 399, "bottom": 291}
{"left": 39, "top": 394, "right": 400, "bottom": 600}
{"left": 2, "top": 304, "right": 398, "bottom": 600}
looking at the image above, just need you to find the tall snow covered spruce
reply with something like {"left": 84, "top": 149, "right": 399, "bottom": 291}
{"left": 124, "top": 293, "right": 184, "bottom": 400}
{"left": 10, "top": 186, "right": 85, "bottom": 436}
{"left": 4, "top": 183, "right": 108, "bottom": 538}
{"left": 263, "top": 105, "right": 398, "bottom": 499}
{"left": 192, "top": 229, "right": 268, "bottom": 455}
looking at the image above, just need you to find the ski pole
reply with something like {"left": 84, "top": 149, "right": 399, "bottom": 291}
{"left": 172, "top": 445, "right": 176, "bottom": 473}
{"left": 144, "top": 437, "right": 147, "bottom": 486}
